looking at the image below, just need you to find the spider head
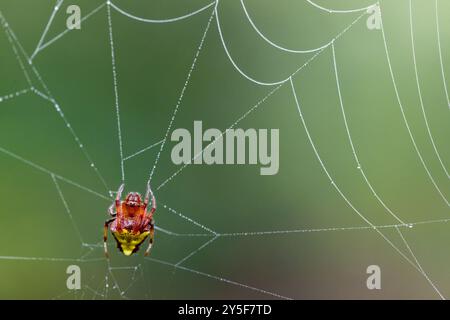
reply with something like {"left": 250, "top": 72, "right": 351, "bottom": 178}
{"left": 125, "top": 192, "right": 142, "bottom": 207}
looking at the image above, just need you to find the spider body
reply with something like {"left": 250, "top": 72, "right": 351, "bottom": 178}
{"left": 103, "top": 183, "right": 156, "bottom": 257}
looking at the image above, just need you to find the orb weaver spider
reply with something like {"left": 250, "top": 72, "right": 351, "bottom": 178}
{"left": 103, "top": 182, "right": 156, "bottom": 257}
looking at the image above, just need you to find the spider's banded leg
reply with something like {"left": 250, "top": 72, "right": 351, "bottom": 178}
{"left": 103, "top": 218, "right": 115, "bottom": 258}
{"left": 144, "top": 181, "right": 156, "bottom": 215}
{"left": 144, "top": 221, "right": 155, "bottom": 256}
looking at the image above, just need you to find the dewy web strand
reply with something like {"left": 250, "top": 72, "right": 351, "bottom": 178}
{"left": 0, "top": 18, "right": 32, "bottom": 86}
{"left": 149, "top": 6, "right": 216, "bottom": 183}
{"left": 217, "top": 0, "right": 369, "bottom": 86}
{"left": 30, "top": 0, "right": 64, "bottom": 60}
{"left": 395, "top": 227, "right": 444, "bottom": 299}
{"left": 306, "top": 0, "right": 376, "bottom": 14}
{"left": 409, "top": 0, "right": 450, "bottom": 179}
{"left": 241, "top": 0, "right": 362, "bottom": 54}
{"left": 109, "top": 0, "right": 215, "bottom": 24}
{"left": 331, "top": 42, "right": 406, "bottom": 225}
{"left": 0, "top": 10, "right": 110, "bottom": 193}
{"left": 37, "top": 2, "right": 106, "bottom": 56}
{"left": 435, "top": 0, "right": 450, "bottom": 111}
{"left": 107, "top": 2, "right": 125, "bottom": 183}
{"left": 289, "top": 77, "right": 438, "bottom": 288}
{"left": 379, "top": 3, "right": 450, "bottom": 207}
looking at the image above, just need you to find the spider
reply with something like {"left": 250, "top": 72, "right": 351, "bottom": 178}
{"left": 103, "top": 182, "right": 156, "bottom": 257}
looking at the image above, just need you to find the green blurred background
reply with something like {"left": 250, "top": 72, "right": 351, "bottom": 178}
{"left": 0, "top": 0, "right": 449, "bottom": 299}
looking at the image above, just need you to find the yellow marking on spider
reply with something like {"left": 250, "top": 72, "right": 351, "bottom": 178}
{"left": 113, "top": 229, "right": 150, "bottom": 256}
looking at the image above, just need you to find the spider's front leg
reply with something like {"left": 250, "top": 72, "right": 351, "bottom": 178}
{"left": 144, "top": 220, "right": 155, "bottom": 256}
{"left": 115, "top": 183, "right": 125, "bottom": 206}
{"left": 143, "top": 182, "right": 156, "bottom": 256}
{"left": 108, "top": 203, "right": 117, "bottom": 217}
{"left": 144, "top": 181, "right": 156, "bottom": 216}
{"left": 113, "top": 183, "right": 124, "bottom": 229}
{"left": 103, "top": 218, "right": 115, "bottom": 258}
{"left": 109, "top": 183, "right": 124, "bottom": 215}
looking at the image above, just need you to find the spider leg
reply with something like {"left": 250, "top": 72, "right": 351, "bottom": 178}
{"left": 144, "top": 221, "right": 155, "bottom": 256}
{"left": 103, "top": 218, "right": 115, "bottom": 258}
{"left": 116, "top": 183, "right": 124, "bottom": 206}
{"left": 108, "top": 203, "right": 117, "bottom": 217}
{"left": 114, "top": 183, "right": 124, "bottom": 229}
{"left": 144, "top": 181, "right": 156, "bottom": 216}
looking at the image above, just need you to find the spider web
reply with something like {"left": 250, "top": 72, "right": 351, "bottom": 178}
{"left": 0, "top": 0, "right": 449, "bottom": 299}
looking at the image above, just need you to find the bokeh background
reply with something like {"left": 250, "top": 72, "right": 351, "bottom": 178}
{"left": 0, "top": 0, "right": 449, "bottom": 299}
